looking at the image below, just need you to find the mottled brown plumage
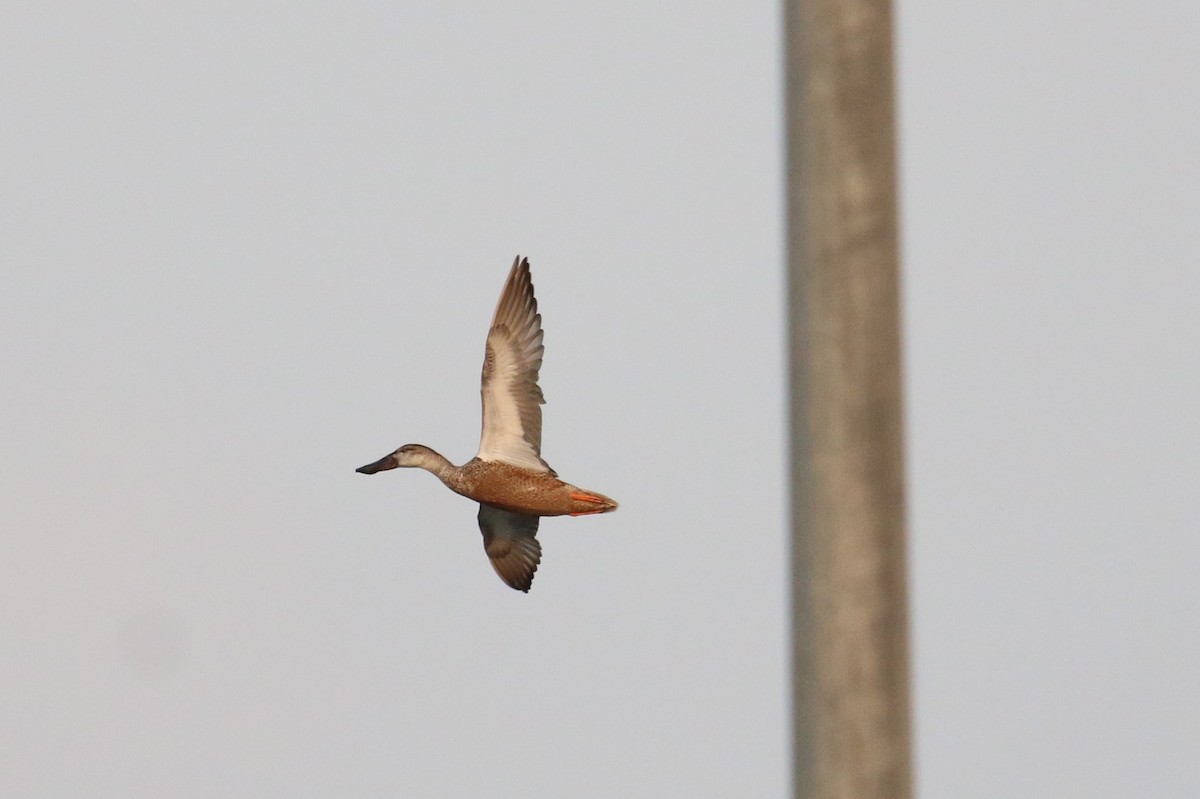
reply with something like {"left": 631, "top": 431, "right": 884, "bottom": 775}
{"left": 356, "top": 256, "right": 617, "bottom": 592}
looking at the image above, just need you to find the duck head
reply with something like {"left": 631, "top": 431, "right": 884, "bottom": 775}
{"left": 355, "top": 443, "right": 442, "bottom": 474}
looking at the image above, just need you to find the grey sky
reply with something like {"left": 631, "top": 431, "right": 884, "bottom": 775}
{"left": 1, "top": 3, "right": 1197, "bottom": 798}
{"left": 900, "top": 3, "right": 1200, "bottom": 797}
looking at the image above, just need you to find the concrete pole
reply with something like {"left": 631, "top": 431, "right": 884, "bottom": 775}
{"left": 784, "top": 1, "right": 912, "bottom": 798}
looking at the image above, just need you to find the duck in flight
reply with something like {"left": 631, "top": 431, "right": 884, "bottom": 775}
{"left": 356, "top": 256, "right": 618, "bottom": 592}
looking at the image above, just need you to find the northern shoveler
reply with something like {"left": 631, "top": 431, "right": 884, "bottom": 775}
{"left": 356, "top": 256, "right": 617, "bottom": 591}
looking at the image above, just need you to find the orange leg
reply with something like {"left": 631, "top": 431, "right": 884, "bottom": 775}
{"left": 569, "top": 491, "right": 609, "bottom": 517}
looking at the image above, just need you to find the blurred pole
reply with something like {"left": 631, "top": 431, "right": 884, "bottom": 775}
{"left": 784, "top": 1, "right": 912, "bottom": 799}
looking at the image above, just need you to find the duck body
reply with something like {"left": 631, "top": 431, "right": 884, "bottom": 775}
{"left": 446, "top": 459, "right": 617, "bottom": 517}
{"left": 355, "top": 256, "right": 617, "bottom": 592}
{"left": 356, "top": 447, "right": 617, "bottom": 517}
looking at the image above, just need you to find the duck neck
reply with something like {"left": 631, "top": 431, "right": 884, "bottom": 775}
{"left": 415, "top": 447, "right": 457, "bottom": 482}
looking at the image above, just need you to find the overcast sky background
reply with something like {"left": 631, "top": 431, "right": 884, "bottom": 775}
{"left": 2, "top": 3, "right": 1197, "bottom": 797}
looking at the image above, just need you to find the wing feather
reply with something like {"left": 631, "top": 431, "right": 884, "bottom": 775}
{"left": 475, "top": 256, "right": 554, "bottom": 473}
{"left": 478, "top": 504, "right": 541, "bottom": 592}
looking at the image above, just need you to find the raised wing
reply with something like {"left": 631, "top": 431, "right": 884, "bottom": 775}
{"left": 475, "top": 256, "right": 554, "bottom": 473}
{"left": 478, "top": 503, "right": 542, "bottom": 592}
